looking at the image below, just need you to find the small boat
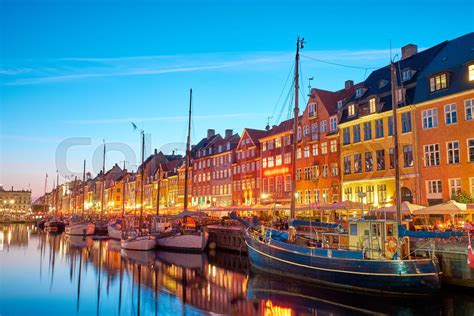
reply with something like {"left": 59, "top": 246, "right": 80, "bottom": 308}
{"left": 44, "top": 217, "right": 65, "bottom": 233}
{"left": 121, "top": 231, "right": 156, "bottom": 251}
{"left": 156, "top": 229, "right": 209, "bottom": 252}
{"left": 107, "top": 219, "right": 123, "bottom": 240}
{"left": 65, "top": 216, "right": 95, "bottom": 236}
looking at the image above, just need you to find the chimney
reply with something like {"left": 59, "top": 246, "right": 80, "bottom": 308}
{"left": 154, "top": 148, "right": 157, "bottom": 155}
{"left": 225, "top": 129, "right": 233, "bottom": 139}
{"left": 207, "top": 129, "right": 215, "bottom": 139}
{"left": 345, "top": 80, "right": 354, "bottom": 90}
{"left": 401, "top": 44, "right": 418, "bottom": 59}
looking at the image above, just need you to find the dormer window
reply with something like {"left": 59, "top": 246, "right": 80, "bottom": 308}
{"left": 348, "top": 103, "right": 355, "bottom": 116}
{"left": 469, "top": 64, "right": 474, "bottom": 81}
{"left": 379, "top": 80, "right": 388, "bottom": 88}
{"left": 337, "top": 100, "right": 343, "bottom": 110}
{"left": 429, "top": 73, "right": 448, "bottom": 92}
{"left": 355, "top": 88, "right": 363, "bottom": 98}
{"left": 369, "top": 98, "right": 376, "bottom": 113}
{"left": 402, "top": 69, "right": 412, "bottom": 81}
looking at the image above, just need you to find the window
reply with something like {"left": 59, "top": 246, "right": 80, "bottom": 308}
{"left": 350, "top": 223, "right": 357, "bottom": 236}
{"left": 447, "top": 141, "right": 460, "bottom": 164}
{"left": 304, "top": 146, "right": 310, "bottom": 158}
{"left": 344, "top": 156, "right": 351, "bottom": 174}
{"left": 268, "top": 140, "right": 274, "bottom": 150}
{"left": 312, "top": 165, "right": 320, "bottom": 179}
{"left": 469, "top": 64, "right": 474, "bottom": 81}
{"left": 375, "top": 119, "right": 384, "bottom": 138}
{"left": 320, "top": 121, "right": 327, "bottom": 133}
{"left": 470, "top": 178, "right": 474, "bottom": 197}
{"left": 445, "top": 104, "right": 457, "bottom": 125}
{"left": 427, "top": 180, "right": 442, "bottom": 194}
{"left": 262, "top": 142, "right": 267, "bottom": 152}
{"left": 331, "top": 163, "right": 338, "bottom": 176}
{"left": 321, "top": 142, "right": 328, "bottom": 154}
{"left": 354, "top": 153, "right": 362, "bottom": 173}
{"left": 348, "top": 104, "right": 355, "bottom": 116}
{"left": 305, "top": 190, "right": 311, "bottom": 204}
{"left": 312, "top": 144, "right": 318, "bottom": 156}
{"left": 429, "top": 73, "right": 448, "bottom": 92}
{"left": 402, "top": 69, "right": 411, "bottom": 81}
{"left": 296, "top": 147, "right": 302, "bottom": 159}
{"left": 322, "top": 165, "right": 328, "bottom": 178}
{"left": 355, "top": 88, "right": 363, "bottom": 98}
{"left": 343, "top": 128, "right": 350, "bottom": 145}
{"left": 330, "top": 116, "right": 337, "bottom": 131}
{"left": 345, "top": 187, "right": 353, "bottom": 201}
{"left": 376, "top": 149, "right": 385, "bottom": 170}
{"left": 468, "top": 139, "right": 474, "bottom": 163}
{"left": 304, "top": 167, "right": 311, "bottom": 180}
{"left": 369, "top": 98, "right": 376, "bottom": 113}
{"left": 365, "top": 152, "right": 373, "bottom": 172}
{"left": 296, "top": 169, "right": 302, "bottom": 181}
{"left": 364, "top": 122, "right": 372, "bottom": 140}
{"left": 275, "top": 154, "right": 282, "bottom": 166}
{"left": 422, "top": 108, "right": 438, "bottom": 129}
{"left": 275, "top": 137, "right": 282, "bottom": 148}
{"left": 322, "top": 189, "right": 329, "bottom": 202}
{"left": 330, "top": 140, "right": 337, "bottom": 153}
{"left": 403, "top": 145, "right": 413, "bottom": 167}
{"left": 353, "top": 125, "right": 361, "bottom": 143}
{"left": 314, "top": 189, "right": 320, "bottom": 202}
{"left": 377, "top": 184, "right": 387, "bottom": 204}
{"left": 424, "top": 144, "right": 440, "bottom": 166}
{"left": 366, "top": 185, "right": 374, "bottom": 204}
{"left": 388, "top": 116, "right": 394, "bottom": 136}
{"left": 466, "top": 99, "right": 474, "bottom": 121}
{"left": 262, "top": 158, "right": 267, "bottom": 168}
{"left": 401, "top": 112, "right": 412, "bottom": 133}
{"left": 284, "top": 152, "right": 291, "bottom": 164}
{"left": 308, "top": 103, "right": 316, "bottom": 117}
{"left": 285, "top": 175, "right": 291, "bottom": 192}
{"left": 303, "top": 125, "right": 310, "bottom": 136}
{"left": 449, "top": 178, "right": 462, "bottom": 197}
{"left": 269, "top": 178, "right": 275, "bottom": 192}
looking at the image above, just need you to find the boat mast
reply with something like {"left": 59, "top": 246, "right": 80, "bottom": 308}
{"left": 390, "top": 62, "right": 402, "bottom": 227}
{"left": 290, "top": 37, "right": 304, "bottom": 220}
{"left": 184, "top": 88, "right": 192, "bottom": 211}
{"left": 101, "top": 141, "right": 106, "bottom": 217}
{"left": 55, "top": 171, "right": 59, "bottom": 216}
{"left": 82, "top": 160, "right": 86, "bottom": 217}
{"left": 156, "top": 165, "right": 161, "bottom": 216}
{"left": 43, "top": 173, "right": 48, "bottom": 213}
{"left": 122, "top": 161, "right": 126, "bottom": 217}
{"left": 139, "top": 131, "right": 145, "bottom": 229}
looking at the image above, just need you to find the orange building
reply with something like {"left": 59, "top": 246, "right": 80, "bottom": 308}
{"left": 413, "top": 33, "right": 474, "bottom": 204}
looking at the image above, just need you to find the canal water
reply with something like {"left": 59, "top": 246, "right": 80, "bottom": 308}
{"left": 1, "top": 224, "right": 474, "bottom": 316}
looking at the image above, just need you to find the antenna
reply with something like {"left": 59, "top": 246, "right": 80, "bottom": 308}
{"left": 265, "top": 116, "right": 273, "bottom": 131}
{"left": 308, "top": 77, "right": 314, "bottom": 92}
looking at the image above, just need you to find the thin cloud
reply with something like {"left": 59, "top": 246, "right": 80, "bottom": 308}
{"left": 2, "top": 49, "right": 395, "bottom": 86}
{"left": 0, "top": 134, "right": 61, "bottom": 143}
{"left": 64, "top": 113, "right": 266, "bottom": 125}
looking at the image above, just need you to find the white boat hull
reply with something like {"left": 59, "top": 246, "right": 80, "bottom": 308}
{"left": 121, "top": 235, "right": 156, "bottom": 251}
{"left": 65, "top": 223, "right": 95, "bottom": 236}
{"left": 107, "top": 225, "right": 122, "bottom": 240}
{"left": 156, "top": 231, "right": 209, "bottom": 252}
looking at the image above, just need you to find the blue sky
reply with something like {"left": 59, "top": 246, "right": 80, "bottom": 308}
{"left": 1, "top": 0, "right": 473, "bottom": 198}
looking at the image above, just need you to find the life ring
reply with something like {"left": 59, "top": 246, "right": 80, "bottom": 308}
{"left": 386, "top": 236, "right": 398, "bottom": 253}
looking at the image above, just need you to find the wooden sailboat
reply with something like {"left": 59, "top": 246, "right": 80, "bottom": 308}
{"left": 155, "top": 89, "right": 209, "bottom": 252}
{"left": 239, "top": 38, "right": 442, "bottom": 295}
{"left": 66, "top": 160, "right": 95, "bottom": 236}
{"left": 121, "top": 131, "right": 156, "bottom": 250}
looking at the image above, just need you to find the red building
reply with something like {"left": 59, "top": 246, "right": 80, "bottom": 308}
{"left": 296, "top": 85, "right": 354, "bottom": 204}
{"left": 232, "top": 128, "right": 268, "bottom": 206}
{"left": 259, "top": 118, "right": 296, "bottom": 205}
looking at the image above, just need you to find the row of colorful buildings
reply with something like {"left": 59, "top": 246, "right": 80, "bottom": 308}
{"left": 37, "top": 32, "right": 474, "bottom": 215}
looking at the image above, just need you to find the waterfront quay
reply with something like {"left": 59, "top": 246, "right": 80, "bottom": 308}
{"left": 1, "top": 223, "right": 474, "bottom": 315}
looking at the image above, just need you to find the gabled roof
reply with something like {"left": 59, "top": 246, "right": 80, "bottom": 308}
{"left": 414, "top": 32, "right": 474, "bottom": 103}
{"left": 237, "top": 128, "right": 268, "bottom": 150}
{"left": 259, "top": 117, "right": 299, "bottom": 140}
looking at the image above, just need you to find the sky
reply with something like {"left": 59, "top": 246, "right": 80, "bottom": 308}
{"left": 1, "top": 0, "right": 473, "bottom": 199}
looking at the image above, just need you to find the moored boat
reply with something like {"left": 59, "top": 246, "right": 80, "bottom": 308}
{"left": 156, "top": 229, "right": 209, "bottom": 252}
{"left": 121, "top": 232, "right": 156, "bottom": 251}
{"left": 65, "top": 216, "right": 95, "bottom": 236}
{"left": 107, "top": 219, "right": 123, "bottom": 240}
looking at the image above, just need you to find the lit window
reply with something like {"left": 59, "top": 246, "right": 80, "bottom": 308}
{"left": 321, "top": 142, "right": 328, "bottom": 154}
{"left": 275, "top": 137, "right": 281, "bottom": 148}
{"left": 429, "top": 73, "right": 448, "bottom": 92}
{"left": 330, "top": 140, "right": 337, "bottom": 152}
{"left": 469, "top": 64, "right": 474, "bottom": 81}
{"left": 348, "top": 104, "right": 355, "bottom": 116}
{"left": 369, "top": 98, "right": 376, "bottom": 113}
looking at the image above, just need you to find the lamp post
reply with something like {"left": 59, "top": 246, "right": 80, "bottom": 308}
{"left": 357, "top": 192, "right": 367, "bottom": 219}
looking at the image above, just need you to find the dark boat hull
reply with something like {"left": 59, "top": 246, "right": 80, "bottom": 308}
{"left": 245, "top": 233, "right": 441, "bottom": 295}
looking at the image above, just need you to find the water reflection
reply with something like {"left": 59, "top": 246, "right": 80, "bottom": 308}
{"left": 1, "top": 224, "right": 474, "bottom": 316}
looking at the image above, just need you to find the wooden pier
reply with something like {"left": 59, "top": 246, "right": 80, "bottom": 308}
{"left": 207, "top": 225, "right": 246, "bottom": 253}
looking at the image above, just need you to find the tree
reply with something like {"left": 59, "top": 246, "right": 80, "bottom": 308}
{"left": 451, "top": 191, "right": 474, "bottom": 204}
